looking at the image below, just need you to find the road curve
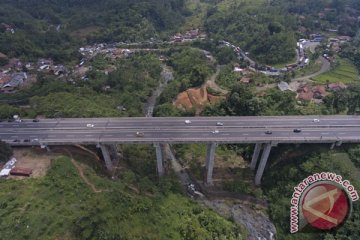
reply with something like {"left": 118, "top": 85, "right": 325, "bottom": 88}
{"left": 293, "top": 56, "right": 331, "bottom": 82}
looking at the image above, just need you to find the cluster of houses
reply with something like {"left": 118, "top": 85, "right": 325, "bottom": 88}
{"left": 0, "top": 57, "right": 27, "bottom": 92}
{"left": 0, "top": 53, "right": 69, "bottom": 92}
{"left": 277, "top": 81, "right": 348, "bottom": 102}
{"left": 327, "top": 35, "right": 352, "bottom": 53}
{"left": 170, "top": 29, "right": 206, "bottom": 43}
{"left": 79, "top": 43, "right": 134, "bottom": 63}
{"left": 36, "top": 58, "right": 67, "bottom": 76}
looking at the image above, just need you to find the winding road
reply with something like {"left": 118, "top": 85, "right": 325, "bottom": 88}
{"left": 292, "top": 56, "right": 331, "bottom": 82}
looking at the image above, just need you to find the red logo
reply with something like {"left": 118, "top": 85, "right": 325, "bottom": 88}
{"left": 301, "top": 183, "right": 350, "bottom": 230}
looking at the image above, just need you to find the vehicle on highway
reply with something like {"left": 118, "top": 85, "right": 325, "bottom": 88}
{"left": 86, "top": 123, "right": 94, "bottom": 127}
{"left": 12, "top": 139, "right": 19, "bottom": 142}
{"left": 313, "top": 118, "right": 320, "bottom": 123}
{"left": 293, "top": 128, "right": 302, "bottom": 133}
{"left": 212, "top": 130, "right": 219, "bottom": 134}
{"left": 33, "top": 119, "right": 39, "bottom": 122}
{"left": 31, "top": 138, "right": 39, "bottom": 142}
{"left": 265, "top": 130, "right": 272, "bottom": 134}
{"left": 216, "top": 122, "right": 224, "bottom": 126}
{"left": 23, "top": 139, "right": 30, "bottom": 142}
{"left": 185, "top": 120, "right": 191, "bottom": 124}
{"left": 136, "top": 131, "right": 144, "bottom": 137}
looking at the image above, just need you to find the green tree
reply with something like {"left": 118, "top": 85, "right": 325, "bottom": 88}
{"left": 0, "top": 140, "right": 13, "bottom": 162}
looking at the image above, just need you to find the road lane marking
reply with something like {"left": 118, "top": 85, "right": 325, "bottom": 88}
{"left": 103, "top": 134, "right": 113, "bottom": 137}
{"left": 242, "top": 134, "right": 249, "bottom": 136}
{"left": 85, "top": 135, "right": 93, "bottom": 137}
{"left": 321, "top": 133, "right": 329, "bottom": 135}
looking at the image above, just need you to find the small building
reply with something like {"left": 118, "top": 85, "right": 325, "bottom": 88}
{"left": 278, "top": 81, "right": 291, "bottom": 91}
{"left": 297, "top": 85, "right": 313, "bottom": 101}
{"left": 313, "top": 85, "right": 326, "bottom": 99}
{"left": 10, "top": 167, "right": 32, "bottom": 177}
{"left": 328, "top": 83, "right": 347, "bottom": 91}
{"left": 1, "top": 72, "right": 26, "bottom": 89}
{"left": 240, "top": 77, "right": 251, "bottom": 84}
{"left": 234, "top": 67, "right": 244, "bottom": 73}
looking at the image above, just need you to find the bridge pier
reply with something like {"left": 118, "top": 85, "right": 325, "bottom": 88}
{"left": 107, "top": 144, "right": 119, "bottom": 166}
{"left": 336, "top": 140, "right": 343, "bottom": 147}
{"left": 99, "top": 144, "right": 114, "bottom": 172}
{"left": 154, "top": 143, "right": 165, "bottom": 176}
{"left": 255, "top": 143, "right": 273, "bottom": 185}
{"left": 205, "top": 143, "right": 217, "bottom": 185}
{"left": 250, "top": 143, "right": 262, "bottom": 170}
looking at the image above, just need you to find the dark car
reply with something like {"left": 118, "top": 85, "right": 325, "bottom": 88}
{"left": 24, "top": 139, "right": 30, "bottom": 142}
{"left": 13, "top": 139, "right": 20, "bottom": 142}
{"left": 293, "top": 128, "right": 302, "bottom": 133}
{"left": 32, "top": 119, "right": 39, "bottom": 122}
{"left": 265, "top": 130, "right": 272, "bottom": 134}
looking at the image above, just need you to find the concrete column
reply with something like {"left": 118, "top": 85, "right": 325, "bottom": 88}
{"left": 336, "top": 141, "right": 342, "bottom": 147}
{"left": 154, "top": 143, "right": 164, "bottom": 176}
{"left": 100, "top": 144, "right": 113, "bottom": 172}
{"left": 205, "top": 143, "right": 217, "bottom": 185}
{"left": 250, "top": 143, "right": 262, "bottom": 170}
{"left": 255, "top": 143, "right": 272, "bottom": 185}
{"left": 108, "top": 144, "right": 119, "bottom": 165}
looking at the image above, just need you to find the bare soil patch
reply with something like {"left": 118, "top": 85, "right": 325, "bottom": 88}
{"left": 9, "top": 147, "right": 53, "bottom": 179}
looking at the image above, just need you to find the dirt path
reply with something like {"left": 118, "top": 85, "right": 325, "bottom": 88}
{"left": 205, "top": 65, "right": 228, "bottom": 94}
{"left": 60, "top": 148, "right": 106, "bottom": 193}
{"left": 70, "top": 159, "right": 102, "bottom": 193}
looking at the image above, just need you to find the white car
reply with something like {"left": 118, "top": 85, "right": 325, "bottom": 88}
{"left": 185, "top": 120, "right": 191, "bottom": 124}
{"left": 86, "top": 123, "right": 94, "bottom": 127}
{"left": 313, "top": 119, "right": 320, "bottom": 123}
{"left": 136, "top": 131, "right": 144, "bottom": 137}
{"left": 212, "top": 130, "right": 219, "bottom": 134}
{"left": 216, "top": 122, "right": 224, "bottom": 126}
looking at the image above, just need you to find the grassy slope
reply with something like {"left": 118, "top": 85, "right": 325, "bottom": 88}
{"left": 0, "top": 156, "right": 244, "bottom": 240}
{"left": 313, "top": 58, "right": 360, "bottom": 84}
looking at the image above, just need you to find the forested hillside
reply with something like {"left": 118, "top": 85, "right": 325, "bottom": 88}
{"left": 0, "top": 0, "right": 187, "bottom": 61}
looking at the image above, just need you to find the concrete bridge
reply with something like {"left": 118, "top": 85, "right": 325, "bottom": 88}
{"left": 1, "top": 115, "right": 360, "bottom": 184}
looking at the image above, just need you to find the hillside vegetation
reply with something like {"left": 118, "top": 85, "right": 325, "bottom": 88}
{"left": 0, "top": 154, "right": 245, "bottom": 239}
{"left": 0, "top": 0, "right": 188, "bottom": 62}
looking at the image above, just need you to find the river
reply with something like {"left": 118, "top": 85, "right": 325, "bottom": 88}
{"left": 144, "top": 65, "right": 174, "bottom": 117}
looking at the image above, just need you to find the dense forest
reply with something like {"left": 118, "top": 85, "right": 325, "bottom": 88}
{"left": 0, "top": 0, "right": 187, "bottom": 62}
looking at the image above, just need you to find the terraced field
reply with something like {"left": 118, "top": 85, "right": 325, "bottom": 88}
{"left": 313, "top": 58, "right": 360, "bottom": 84}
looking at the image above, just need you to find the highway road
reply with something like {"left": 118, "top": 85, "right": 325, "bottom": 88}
{"left": 1, "top": 115, "right": 360, "bottom": 145}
